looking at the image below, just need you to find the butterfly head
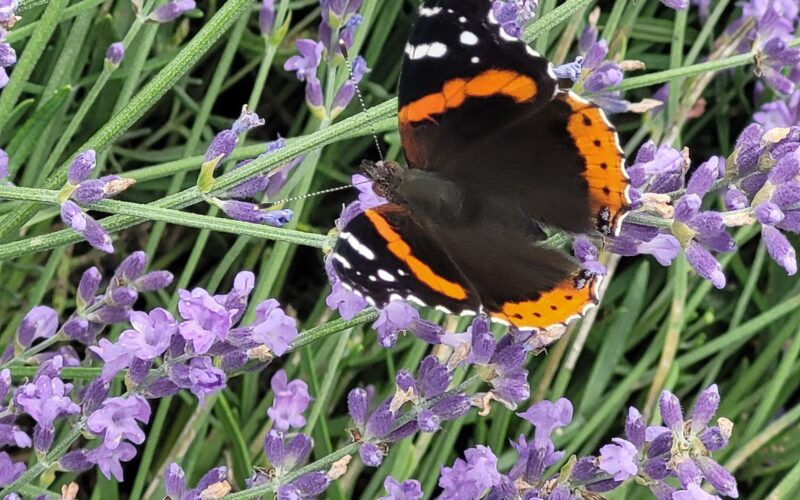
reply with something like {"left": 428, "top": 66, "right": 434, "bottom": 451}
{"left": 361, "top": 159, "right": 404, "bottom": 202}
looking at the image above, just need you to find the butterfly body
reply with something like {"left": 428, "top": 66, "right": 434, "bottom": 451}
{"left": 331, "top": 0, "right": 631, "bottom": 330}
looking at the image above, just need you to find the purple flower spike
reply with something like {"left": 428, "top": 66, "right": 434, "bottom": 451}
{"left": 267, "top": 369, "right": 312, "bottom": 431}
{"left": 148, "top": 0, "right": 196, "bottom": 22}
{"left": 373, "top": 301, "right": 419, "bottom": 348}
{"left": 178, "top": 288, "right": 232, "bottom": 354}
{"left": 762, "top": 225, "right": 797, "bottom": 275}
{"left": 105, "top": 42, "right": 124, "bottom": 66}
{"left": 284, "top": 39, "right": 324, "bottom": 82}
{"left": 67, "top": 150, "right": 96, "bottom": 185}
{"left": 379, "top": 476, "right": 423, "bottom": 500}
{"left": 87, "top": 395, "right": 151, "bottom": 449}
{"left": 251, "top": 298, "right": 298, "bottom": 356}
{"left": 598, "top": 438, "right": 639, "bottom": 481}
{"left": 518, "top": 398, "right": 573, "bottom": 449}
{"left": 17, "top": 305, "right": 58, "bottom": 348}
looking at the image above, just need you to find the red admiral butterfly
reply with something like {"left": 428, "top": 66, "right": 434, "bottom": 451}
{"left": 331, "top": 0, "right": 631, "bottom": 331}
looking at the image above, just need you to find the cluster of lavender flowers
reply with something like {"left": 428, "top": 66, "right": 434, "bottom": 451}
{"left": 57, "top": 150, "right": 135, "bottom": 253}
{"left": 0, "top": 0, "right": 17, "bottom": 89}
{"left": 0, "top": 253, "right": 301, "bottom": 491}
{"left": 199, "top": 106, "right": 299, "bottom": 227}
{"left": 283, "top": 0, "right": 369, "bottom": 120}
{"left": 423, "top": 385, "right": 736, "bottom": 499}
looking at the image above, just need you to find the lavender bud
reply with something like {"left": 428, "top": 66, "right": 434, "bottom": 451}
{"left": 259, "top": 0, "right": 275, "bottom": 35}
{"left": 109, "top": 287, "right": 138, "bottom": 307}
{"left": 418, "top": 355, "right": 450, "bottom": 398}
{"left": 772, "top": 181, "right": 800, "bottom": 209}
{"left": 114, "top": 251, "right": 147, "bottom": 282}
{"left": 0, "top": 148, "right": 8, "bottom": 179}
{"left": 625, "top": 407, "right": 646, "bottom": 449}
{"left": 0, "top": 43, "right": 16, "bottom": 68}
{"left": 165, "top": 463, "right": 187, "bottom": 499}
{"left": 144, "top": 377, "right": 180, "bottom": 398}
{"left": 469, "top": 316, "right": 495, "bottom": 364}
{"left": 741, "top": 172, "right": 768, "bottom": 195}
{"left": 691, "top": 384, "right": 720, "bottom": 433}
{"left": 755, "top": 202, "right": 785, "bottom": 225}
{"left": 686, "top": 242, "right": 726, "bottom": 289}
{"left": 348, "top": 388, "right": 369, "bottom": 428}
{"left": 762, "top": 225, "right": 797, "bottom": 275}
{"left": 134, "top": 271, "right": 174, "bottom": 291}
{"left": 63, "top": 317, "right": 90, "bottom": 343}
{"left": 649, "top": 480, "right": 676, "bottom": 500}
{"left": 430, "top": 394, "right": 470, "bottom": 421}
{"left": 360, "top": 443, "right": 384, "bottom": 467}
{"left": 81, "top": 378, "right": 110, "bottom": 416}
{"left": 395, "top": 370, "right": 417, "bottom": 394}
{"left": 88, "top": 305, "right": 130, "bottom": 324}
{"left": 71, "top": 180, "right": 105, "bottom": 204}
{"left": 285, "top": 433, "right": 314, "bottom": 470}
{"left": 105, "top": 42, "right": 125, "bottom": 67}
{"left": 204, "top": 129, "right": 237, "bottom": 163}
{"left": 60, "top": 450, "right": 92, "bottom": 472}
{"left": 659, "top": 390, "right": 684, "bottom": 432}
{"left": 417, "top": 409, "right": 440, "bottom": 432}
{"left": 148, "top": 0, "right": 196, "bottom": 22}
{"left": 643, "top": 457, "right": 669, "bottom": 480}
{"left": 384, "top": 421, "right": 418, "bottom": 442}
{"left": 572, "top": 456, "right": 602, "bottom": 481}
{"left": 17, "top": 305, "right": 58, "bottom": 348}
{"left": 676, "top": 459, "right": 703, "bottom": 488}
{"left": 83, "top": 216, "right": 114, "bottom": 253}
{"left": 264, "top": 430, "right": 285, "bottom": 466}
{"left": 647, "top": 431, "right": 673, "bottom": 458}
{"left": 128, "top": 358, "right": 150, "bottom": 384}
{"left": 77, "top": 267, "right": 102, "bottom": 308}
{"left": 0, "top": 368, "right": 10, "bottom": 400}
{"left": 770, "top": 153, "right": 800, "bottom": 184}
{"left": 263, "top": 208, "right": 293, "bottom": 228}
{"left": 365, "top": 407, "right": 394, "bottom": 438}
{"left": 586, "top": 479, "right": 623, "bottom": 493}
{"left": 34, "top": 423, "right": 55, "bottom": 454}
{"left": 724, "top": 188, "right": 750, "bottom": 210}
{"left": 66, "top": 150, "right": 96, "bottom": 185}
{"left": 695, "top": 456, "right": 738, "bottom": 497}
{"left": 687, "top": 157, "right": 720, "bottom": 197}
{"left": 699, "top": 426, "right": 729, "bottom": 451}
{"left": 291, "top": 471, "right": 331, "bottom": 496}
{"left": 60, "top": 200, "right": 86, "bottom": 231}
{"left": 410, "top": 319, "right": 443, "bottom": 344}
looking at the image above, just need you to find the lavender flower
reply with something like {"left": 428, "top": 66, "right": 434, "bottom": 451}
{"left": 0, "top": 30, "right": 15, "bottom": 90}
{"left": 0, "top": 452, "right": 26, "bottom": 487}
{"left": 204, "top": 106, "right": 265, "bottom": 164}
{"left": 331, "top": 55, "right": 369, "bottom": 118}
{"left": 178, "top": 288, "right": 232, "bottom": 354}
{"left": 267, "top": 369, "right": 312, "bottom": 431}
{"left": 660, "top": 0, "right": 688, "bottom": 9}
{"left": 165, "top": 463, "right": 229, "bottom": 499}
{"left": 71, "top": 175, "right": 134, "bottom": 205}
{"left": 0, "top": 148, "right": 8, "bottom": 181}
{"left": 576, "top": 27, "right": 630, "bottom": 113}
{"left": 285, "top": 39, "right": 324, "bottom": 82}
{"left": 148, "top": 0, "right": 196, "bottom": 22}
{"left": 86, "top": 442, "right": 137, "bottom": 481}
{"left": 119, "top": 308, "right": 177, "bottom": 361}
{"left": 87, "top": 395, "right": 151, "bottom": 449}
{"left": 169, "top": 356, "right": 227, "bottom": 405}
{"left": 264, "top": 430, "right": 314, "bottom": 474}
{"left": 250, "top": 298, "right": 298, "bottom": 356}
{"left": 518, "top": 398, "right": 573, "bottom": 449}
{"left": 378, "top": 476, "right": 423, "bottom": 500}
{"left": 0, "top": 0, "right": 18, "bottom": 25}
{"left": 438, "top": 445, "right": 501, "bottom": 499}
{"left": 373, "top": 301, "right": 418, "bottom": 348}
{"left": 66, "top": 150, "right": 96, "bottom": 185}
{"left": 754, "top": 90, "right": 800, "bottom": 128}
{"left": 598, "top": 438, "right": 639, "bottom": 481}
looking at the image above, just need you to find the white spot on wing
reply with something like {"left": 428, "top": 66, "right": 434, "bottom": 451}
{"left": 419, "top": 6, "right": 441, "bottom": 16}
{"left": 377, "top": 269, "right": 396, "bottom": 282}
{"left": 471, "top": 56, "right": 480, "bottom": 64}
{"left": 459, "top": 16, "right": 467, "bottom": 23}
{"left": 407, "top": 42, "right": 449, "bottom": 60}
{"left": 460, "top": 31, "right": 479, "bottom": 46}
{"left": 526, "top": 46, "right": 540, "bottom": 57}
{"left": 332, "top": 254, "right": 352, "bottom": 269}
{"left": 427, "top": 42, "right": 448, "bottom": 58}
{"left": 345, "top": 233, "right": 375, "bottom": 260}
{"left": 488, "top": 10, "right": 498, "bottom": 24}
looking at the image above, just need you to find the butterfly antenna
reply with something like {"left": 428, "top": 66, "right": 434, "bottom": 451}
{"left": 339, "top": 38, "right": 385, "bottom": 164}
{"left": 265, "top": 43, "right": 381, "bottom": 207}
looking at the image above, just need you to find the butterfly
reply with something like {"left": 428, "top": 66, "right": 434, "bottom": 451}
{"left": 330, "top": 0, "right": 631, "bottom": 331}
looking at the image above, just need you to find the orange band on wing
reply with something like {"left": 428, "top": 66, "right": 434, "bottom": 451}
{"left": 490, "top": 272, "right": 599, "bottom": 330}
{"left": 364, "top": 209, "right": 469, "bottom": 301}
{"left": 563, "top": 93, "right": 630, "bottom": 235}
{"left": 399, "top": 70, "right": 537, "bottom": 125}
